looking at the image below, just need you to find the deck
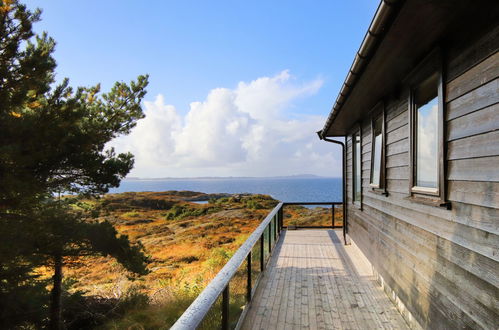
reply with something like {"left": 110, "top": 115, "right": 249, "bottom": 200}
{"left": 241, "top": 230, "right": 409, "bottom": 330}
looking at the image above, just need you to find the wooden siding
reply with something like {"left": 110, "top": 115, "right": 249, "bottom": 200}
{"left": 345, "top": 25, "right": 499, "bottom": 330}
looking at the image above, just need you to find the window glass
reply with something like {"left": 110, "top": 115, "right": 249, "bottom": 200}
{"left": 353, "top": 133, "right": 361, "bottom": 202}
{"left": 408, "top": 58, "right": 445, "bottom": 201}
{"left": 371, "top": 116, "right": 382, "bottom": 186}
{"left": 415, "top": 96, "right": 438, "bottom": 188}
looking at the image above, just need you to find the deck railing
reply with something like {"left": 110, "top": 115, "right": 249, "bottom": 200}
{"left": 171, "top": 201, "right": 343, "bottom": 330}
{"left": 282, "top": 202, "right": 343, "bottom": 229}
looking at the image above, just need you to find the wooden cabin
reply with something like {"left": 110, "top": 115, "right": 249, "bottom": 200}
{"left": 319, "top": 0, "right": 499, "bottom": 329}
{"left": 172, "top": 1, "right": 498, "bottom": 329}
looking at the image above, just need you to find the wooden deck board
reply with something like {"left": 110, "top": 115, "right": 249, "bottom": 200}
{"left": 241, "top": 230, "right": 409, "bottom": 330}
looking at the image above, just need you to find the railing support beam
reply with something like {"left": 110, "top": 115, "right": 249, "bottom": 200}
{"left": 222, "top": 285, "right": 229, "bottom": 330}
{"left": 274, "top": 215, "right": 277, "bottom": 241}
{"left": 332, "top": 204, "right": 335, "bottom": 229}
{"left": 246, "top": 253, "right": 252, "bottom": 303}
{"left": 268, "top": 224, "right": 272, "bottom": 254}
{"left": 260, "top": 235, "right": 264, "bottom": 271}
{"left": 278, "top": 206, "right": 283, "bottom": 231}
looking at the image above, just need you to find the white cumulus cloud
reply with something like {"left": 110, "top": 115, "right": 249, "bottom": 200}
{"left": 109, "top": 70, "right": 342, "bottom": 178}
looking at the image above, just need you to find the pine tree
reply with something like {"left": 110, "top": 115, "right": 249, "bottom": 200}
{"left": 33, "top": 202, "right": 149, "bottom": 329}
{"left": 0, "top": 1, "right": 150, "bottom": 328}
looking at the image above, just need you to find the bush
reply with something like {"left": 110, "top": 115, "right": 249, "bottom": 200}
{"left": 130, "top": 198, "right": 175, "bottom": 210}
{"left": 205, "top": 247, "right": 233, "bottom": 271}
{"left": 115, "top": 286, "right": 150, "bottom": 314}
{"left": 100, "top": 279, "right": 204, "bottom": 329}
{"left": 123, "top": 211, "right": 141, "bottom": 218}
{"left": 164, "top": 204, "right": 221, "bottom": 221}
{"left": 244, "top": 199, "right": 264, "bottom": 209}
{"left": 0, "top": 280, "right": 49, "bottom": 329}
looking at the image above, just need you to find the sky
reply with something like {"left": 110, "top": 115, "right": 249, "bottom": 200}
{"left": 27, "top": 1, "right": 378, "bottom": 178}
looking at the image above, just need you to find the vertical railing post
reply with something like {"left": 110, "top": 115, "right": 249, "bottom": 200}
{"left": 260, "top": 235, "right": 264, "bottom": 271}
{"left": 277, "top": 207, "right": 281, "bottom": 233}
{"left": 274, "top": 215, "right": 277, "bottom": 241}
{"left": 268, "top": 224, "right": 272, "bottom": 254}
{"left": 270, "top": 218, "right": 273, "bottom": 247}
{"left": 272, "top": 214, "right": 277, "bottom": 244}
{"left": 222, "top": 285, "right": 229, "bottom": 330}
{"left": 332, "top": 204, "right": 335, "bottom": 229}
{"left": 278, "top": 205, "right": 283, "bottom": 232}
{"left": 246, "top": 253, "right": 252, "bottom": 302}
{"left": 276, "top": 214, "right": 278, "bottom": 237}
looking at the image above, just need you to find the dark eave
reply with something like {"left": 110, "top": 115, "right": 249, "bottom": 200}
{"left": 320, "top": 0, "right": 499, "bottom": 137}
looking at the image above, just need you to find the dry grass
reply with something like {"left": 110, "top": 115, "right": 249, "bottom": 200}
{"left": 47, "top": 192, "right": 343, "bottom": 328}
{"left": 284, "top": 205, "right": 343, "bottom": 227}
{"left": 62, "top": 191, "right": 277, "bottom": 298}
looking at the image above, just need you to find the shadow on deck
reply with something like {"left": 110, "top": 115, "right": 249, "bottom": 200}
{"left": 241, "top": 230, "right": 409, "bottom": 330}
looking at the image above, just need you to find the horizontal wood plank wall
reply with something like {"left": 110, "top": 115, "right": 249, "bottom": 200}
{"left": 345, "top": 26, "right": 499, "bottom": 330}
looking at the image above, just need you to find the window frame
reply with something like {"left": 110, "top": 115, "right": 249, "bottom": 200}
{"left": 369, "top": 102, "right": 387, "bottom": 194}
{"left": 351, "top": 125, "right": 362, "bottom": 208}
{"left": 407, "top": 49, "right": 446, "bottom": 203}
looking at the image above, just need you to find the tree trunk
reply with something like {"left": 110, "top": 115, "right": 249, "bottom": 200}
{"left": 49, "top": 253, "right": 63, "bottom": 330}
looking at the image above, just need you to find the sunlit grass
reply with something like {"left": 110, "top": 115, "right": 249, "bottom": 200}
{"left": 55, "top": 192, "right": 341, "bottom": 328}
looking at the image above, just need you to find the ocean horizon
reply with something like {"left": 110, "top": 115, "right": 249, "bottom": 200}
{"left": 109, "top": 177, "right": 342, "bottom": 203}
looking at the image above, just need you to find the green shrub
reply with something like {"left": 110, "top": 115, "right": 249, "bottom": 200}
{"left": 123, "top": 211, "right": 141, "bottom": 218}
{"left": 205, "top": 247, "right": 233, "bottom": 271}
{"left": 115, "top": 286, "right": 150, "bottom": 314}
{"left": 245, "top": 199, "right": 263, "bottom": 209}
{"left": 164, "top": 204, "right": 222, "bottom": 221}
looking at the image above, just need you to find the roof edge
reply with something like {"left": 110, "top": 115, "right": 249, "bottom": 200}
{"left": 320, "top": 0, "right": 402, "bottom": 138}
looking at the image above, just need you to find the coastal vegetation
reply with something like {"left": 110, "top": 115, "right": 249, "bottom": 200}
{"left": 53, "top": 191, "right": 335, "bottom": 329}
{"left": 59, "top": 191, "right": 279, "bottom": 328}
{"left": 66, "top": 191, "right": 278, "bottom": 294}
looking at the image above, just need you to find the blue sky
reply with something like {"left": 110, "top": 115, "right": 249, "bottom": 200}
{"left": 27, "top": 1, "right": 378, "bottom": 178}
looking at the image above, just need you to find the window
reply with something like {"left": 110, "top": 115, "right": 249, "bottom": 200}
{"left": 370, "top": 110, "right": 385, "bottom": 190}
{"left": 413, "top": 74, "right": 439, "bottom": 191}
{"left": 408, "top": 53, "right": 446, "bottom": 203}
{"left": 352, "top": 131, "right": 361, "bottom": 205}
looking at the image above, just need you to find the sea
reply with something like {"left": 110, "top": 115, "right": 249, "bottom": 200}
{"left": 109, "top": 177, "right": 342, "bottom": 203}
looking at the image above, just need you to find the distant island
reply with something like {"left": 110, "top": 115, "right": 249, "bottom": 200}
{"left": 125, "top": 174, "right": 335, "bottom": 181}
